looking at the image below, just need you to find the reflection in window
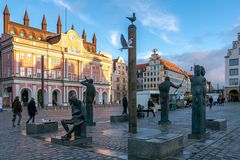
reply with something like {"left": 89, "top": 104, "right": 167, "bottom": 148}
{"left": 20, "top": 32, "right": 25, "bottom": 37}
{"left": 10, "top": 30, "right": 15, "bottom": 35}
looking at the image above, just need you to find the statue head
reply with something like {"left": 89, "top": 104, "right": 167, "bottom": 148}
{"left": 200, "top": 66, "right": 205, "bottom": 76}
{"left": 165, "top": 76, "right": 170, "bottom": 81}
{"left": 194, "top": 65, "right": 201, "bottom": 76}
{"left": 88, "top": 79, "right": 93, "bottom": 84}
{"left": 69, "top": 95, "right": 78, "bottom": 106}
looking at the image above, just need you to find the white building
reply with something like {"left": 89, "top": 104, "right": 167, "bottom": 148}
{"left": 142, "top": 49, "right": 190, "bottom": 94}
{"left": 224, "top": 33, "right": 240, "bottom": 101}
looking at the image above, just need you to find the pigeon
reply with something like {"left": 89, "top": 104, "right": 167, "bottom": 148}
{"left": 119, "top": 34, "right": 133, "bottom": 51}
{"left": 126, "top": 13, "right": 136, "bottom": 23}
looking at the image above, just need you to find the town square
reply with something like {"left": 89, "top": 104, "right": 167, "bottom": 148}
{"left": 0, "top": 0, "right": 240, "bottom": 159}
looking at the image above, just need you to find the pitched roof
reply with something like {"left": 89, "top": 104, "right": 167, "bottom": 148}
{"left": 136, "top": 63, "right": 148, "bottom": 70}
{"left": 159, "top": 58, "right": 190, "bottom": 77}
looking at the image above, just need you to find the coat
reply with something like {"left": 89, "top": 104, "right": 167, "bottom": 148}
{"left": 12, "top": 100, "right": 22, "bottom": 113}
{"left": 122, "top": 97, "right": 128, "bottom": 108}
{"left": 27, "top": 99, "right": 37, "bottom": 116}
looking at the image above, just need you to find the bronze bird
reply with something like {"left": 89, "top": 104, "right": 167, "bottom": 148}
{"left": 126, "top": 13, "right": 136, "bottom": 23}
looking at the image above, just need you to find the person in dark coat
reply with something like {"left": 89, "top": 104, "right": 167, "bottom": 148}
{"left": 122, "top": 95, "right": 128, "bottom": 115}
{"left": 209, "top": 96, "right": 213, "bottom": 109}
{"left": 26, "top": 98, "right": 37, "bottom": 123}
{"left": 12, "top": 96, "right": 22, "bottom": 127}
{"left": 147, "top": 98, "right": 155, "bottom": 117}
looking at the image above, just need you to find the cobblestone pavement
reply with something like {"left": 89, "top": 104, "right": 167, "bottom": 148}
{"left": 1, "top": 102, "right": 240, "bottom": 160}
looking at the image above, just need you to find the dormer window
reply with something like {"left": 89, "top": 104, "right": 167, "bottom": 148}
{"left": 10, "top": 30, "right": 15, "bottom": 35}
{"left": 20, "top": 32, "right": 25, "bottom": 37}
{"left": 38, "top": 37, "right": 42, "bottom": 41}
{"left": 29, "top": 34, "right": 34, "bottom": 39}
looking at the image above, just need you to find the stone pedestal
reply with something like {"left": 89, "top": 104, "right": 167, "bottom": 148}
{"left": 206, "top": 119, "right": 227, "bottom": 131}
{"left": 188, "top": 132, "right": 210, "bottom": 139}
{"left": 158, "top": 120, "right": 171, "bottom": 125}
{"left": 51, "top": 136, "right": 92, "bottom": 146}
{"left": 110, "top": 115, "right": 128, "bottom": 123}
{"left": 26, "top": 122, "right": 58, "bottom": 135}
{"left": 128, "top": 128, "right": 183, "bottom": 159}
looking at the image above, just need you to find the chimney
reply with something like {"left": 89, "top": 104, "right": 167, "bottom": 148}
{"left": 82, "top": 29, "right": 86, "bottom": 42}
{"left": 57, "top": 15, "right": 62, "bottom": 34}
{"left": 3, "top": 4, "right": 10, "bottom": 34}
{"left": 23, "top": 10, "right": 29, "bottom": 26}
{"left": 41, "top": 14, "right": 47, "bottom": 31}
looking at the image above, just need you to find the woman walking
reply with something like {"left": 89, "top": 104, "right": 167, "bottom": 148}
{"left": 26, "top": 98, "right": 37, "bottom": 124}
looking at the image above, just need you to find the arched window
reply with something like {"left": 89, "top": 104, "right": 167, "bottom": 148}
{"left": 19, "top": 30, "right": 26, "bottom": 37}
{"left": 29, "top": 33, "right": 35, "bottom": 39}
{"left": 37, "top": 36, "right": 43, "bottom": 41}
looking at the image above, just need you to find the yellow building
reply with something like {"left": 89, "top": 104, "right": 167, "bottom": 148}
{"left": 1, "top": 5, "right": 112, "bottom": 107}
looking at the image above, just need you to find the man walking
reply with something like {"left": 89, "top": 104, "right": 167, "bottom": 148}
{"left": 122, "top": 95, "right": 128, "bottom": 115}
{"left": 209, "top": 96, "right": 213, "bottom": 109}
{"left": 147, "top": 98, "right": 155, "bottom": 117}
{"left": 12, "top": 96, "right": 22, "bottom": 127}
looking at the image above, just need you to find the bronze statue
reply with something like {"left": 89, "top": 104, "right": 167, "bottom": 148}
{"left": 190, "top": 65, "right": 206, "bottom": 135}
{"left": 80, "top": 78, "right": 96, "bottom": 125}
{"left": 158, "top": 76, "right": 181, "bottom": 123}
{"left": 61, "top": 96, "right": 86, "bottom": 140}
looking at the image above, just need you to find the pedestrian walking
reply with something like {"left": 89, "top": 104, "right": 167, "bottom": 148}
{"left": 221, "top": 96, "right": 225, "bottom": 106}
{"left": 12, "top": 96, "right": 22, "bottom": 127}
{"left": 122, "top": 95, "right": 128, "bottom": 115}
{"left": 217, "top": 96, "right": 220, "bottom": 106}
{"left": 26, "top": 98, "right": 37, "bottom": 124}
{"left": 209, "top": 96, "right": 213, "bottom": 109}
{"left": 147, "top": 98, "right": 155, "bottom": 117}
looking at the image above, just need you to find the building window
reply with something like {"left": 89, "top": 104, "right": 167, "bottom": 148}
{"left": 29, "top": 34, "right": 34, "bottom": 39}
{"left": 27, "top": 54, "right": 32, "bottom": 60}
{"left": 38, "top": 37, "right": 42, "bottom": 41}
{"left": 37, "top": 69, "right": 41, "bottom": 78}
{"left": 7, "top": 68, "right": 10, "bottom": 77}
{"left": 68, "top": 73, "right": 72, "bottom": 80}
{"left": 10, "top": 30, "right": 15, "bottom": 35}
{"left": 27, "top": 68, "right": 32, "bottom": 77}
{"left": 20, "top": 32, "right": 25, "bottom": 37}
{"left": 117, "top": 77, "right": 120, "bottom": 82}
{"left": 20, "top": 67, "right": 25, "bottom": 77}
{"left": 57, "top": 71, "right": 61, "bottom": 79}
{"left": 229, "top": 78, "right": 239, "bottom": 85}
{"left": 20, "top": 53, "right": 24, "bottom": 59}
{"left": 229, "top": 69, "right": 238, "bottom": 76}
{"left": 229, "top": 59, "right": 239, "bottom": 66}
{"left": 52, "top": 70, "right": 56, "bottom": 79}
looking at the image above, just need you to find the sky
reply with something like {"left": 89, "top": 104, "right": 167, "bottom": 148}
{"left": 1, "top": 0, "right": 240, "bottom": 88}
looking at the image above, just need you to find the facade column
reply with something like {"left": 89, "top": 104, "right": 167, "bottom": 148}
{"left": 48, "top": 86, "right": 52, "bottom": 106}
{"left": 32, "top": 85, "right": 37, "bottom": 101}
{"left": 99, "top": 88, "right": 102, "bottom": 104}
{"left": 15, "top": 84, "right": 20, "bottom": 98}
{"left": 78, "top": 87, "right": 82, "bottom": 100}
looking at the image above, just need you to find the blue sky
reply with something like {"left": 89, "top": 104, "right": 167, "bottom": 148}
{"left": 1, "top": 0, "right": 240, "bottom": 88}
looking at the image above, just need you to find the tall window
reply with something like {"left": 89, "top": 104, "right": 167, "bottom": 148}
{"left": 27, "top": 68, "right": 32, "bottom": 77}
{"left": 229, "top": 69, "right": 238, "bottom": 76}
{"left": 229, "top": 78, "right": 239, "bottom": 85}
{"left": 20, "top": 67, "right": 25, "bottom": 77}
{"left": 27, "top": 54, "right": 32, "bottom": 60}
{"left": 37, "top": 69, "right": 41, "bottom": 78}
{"left": 57, "top": 71, "right": 61, "bottom": 79}
{"left": 229, "top": 59, "right": 239, "bottom": 66}
{"left": 20, "top": 53, "right": 24, "bottom": 59}
{"left": 52, "top": 70, "right": 56, "bottom": 79}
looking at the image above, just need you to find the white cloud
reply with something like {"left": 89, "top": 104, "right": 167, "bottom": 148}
{"left": 116, "top": 0, "right": 179, "bottom": 32}
{"left": 53, "top": 0, "right": 71, "bottom": 10}
{"left": 110, "top": 31, "right": 119, "bottom": 47}
{"left": 162, "top": 34, "right": 174, "bottom": 44}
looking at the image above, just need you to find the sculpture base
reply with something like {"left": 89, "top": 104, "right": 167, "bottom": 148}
{"left": 110, "top": 115, "right": 128, "bottom": 123}
{"left": 128, "top": 128, "right": 183, "bottom": 159}
{"left": 206, "top": 119, "right": 227, "bottom": 131}
{"left": 51, "top": 136, "right": 92, "bottom": 146}
{"left": 158, "top": 120, "right": 171, "bottom": 125}
{"left": 86, "top": 122, "right": 96, "bottom": 126}
{"left": 26, "top": 122, "right": 58, "bottom": 135}
{"left": 188, "top": 132, "right": 210, "bottom": 139}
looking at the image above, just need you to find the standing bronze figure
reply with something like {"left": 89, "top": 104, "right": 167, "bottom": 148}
{"left": 158, "top": 77, "right": 181, "bottom": 124}
{"left": 80, "top": 78, "right": 96, "bottom": 126}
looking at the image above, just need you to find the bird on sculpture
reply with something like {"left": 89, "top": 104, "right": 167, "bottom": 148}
{"left": 119, "top": 34, "right": 133, "bottom": 51}
{"left": 126, "top": 13, "right": 136, "bottom": 23}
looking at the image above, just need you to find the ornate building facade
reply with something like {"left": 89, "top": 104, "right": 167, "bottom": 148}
{"left": 0, "top": 5, "right": 112, "bottom": 107}
{"left": 141, "top": 49, "right": 190, "bottom": 94}
{"left": 111, "top": 57, "right": 128, "bottom": 104}
{"left": 224, "top": 32, "right": 240, "bottom": 101}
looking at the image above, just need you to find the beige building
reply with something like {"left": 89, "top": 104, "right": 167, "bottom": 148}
{"left": 111, "top": 57, "right": 128, "bottom": 104}
{"left": 143, "top": 49, "right": 190, "bottom": 94}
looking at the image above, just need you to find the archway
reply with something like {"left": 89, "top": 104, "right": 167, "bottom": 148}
{"left": 37, "top": 89, "right": 48, "bottom": 107}
{"left": 68, "top": 90, "right": 77, "bottom": 102}
{"left": 52, "top": 89, "right": 61, "bottom": 105}
{"left": 21, "top": 88, "right": 32, "bottom": 106}
{"left": 102, "top": 92, "right": 108, "bottom": 104}
{"left": 95, "top": 92, "right": 99, "bottom": 104}
{"left": 229, "top": 90, "right": 239, "bottom": 102}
